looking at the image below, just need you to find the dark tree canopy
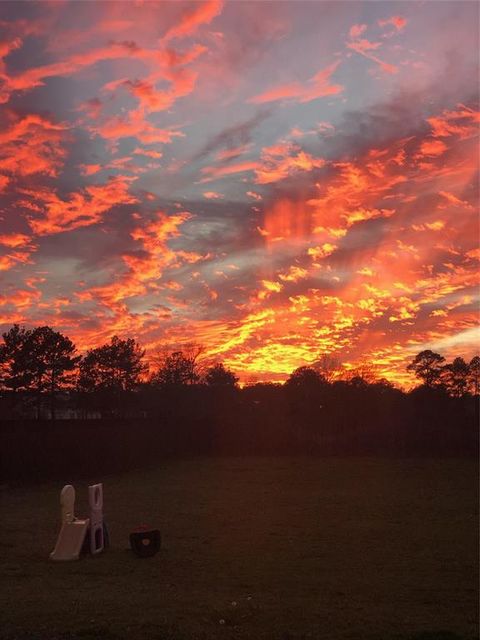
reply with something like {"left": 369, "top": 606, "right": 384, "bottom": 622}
{"left": 30, "top": 326, "right": 80, "bottom": 419}
{"left": 344, "top": 362, "right": 378, "bottom": 385}
{"left": 29, "top": 325, "right": 79, "bottom": 386}
{"left": 443, "top": 356, "right": 470, "bottom": 397}
{"left": 312, "top": 354, "right": 341, "bottom": 383}
{"left": 79, "top": 336, "right": 147, "bottom": 392}
{"left": 151, "top": 351, "right": 200, "bottom": 387}
{"left": 0, "top": 325, "right": 33, "bottom": 392}
{"left": 468, "top": 356, "right": 480, "bottom": 395}
{"left": 204, "top": 362, "right": 239, "bottom": 387}
{"left": 0, "top": 325, "right": 79, "bottom": 419}
{"left": 406, "top": 350, "right": 445, "bottom": 387}
{"left": 286, "top": 366, "right": 327, "bottom": 393}
{"left": 0, "top": 323, "right": 478, "bottom": 431}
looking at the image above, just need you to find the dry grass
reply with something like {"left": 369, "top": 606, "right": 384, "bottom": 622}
{"left": 1, "top": 457, "right": 478, "bottom": 639}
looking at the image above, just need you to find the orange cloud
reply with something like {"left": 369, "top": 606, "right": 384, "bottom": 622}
{"left": 349, "top": 24, "right": 367, "bottom": 38}
{"left": 438, "top": 191, "right": 474, "bottom": 210}
{"left": 0, "top": 250, "right": 33, "bottom": 272}
{"left": 427, "top": 104, "right": 480, "bottom": 139}
{"left": 82, "top": 211, "right": 202, "bottom": 310}
{"left": 1, "top": 41, "right": 144, "bottom": 104}
{"left": 347, "top": 39, "right": 398, "bottom": 74}
{"left": 112, "top": 56, "right": 204, "bottom": 117}
{"left": 199, "top": 160, "right": 259, "bottom": 183}
{"left": 0, "top": 233, "right": 37, "bottom": 272}
{"left": 417, "top": 139, "right": 447, "bottom": 158}
{"left": 27, "top": 176, "right": 138, "bottom": 236}
{"left": 133, "top": 148, "right": 163, "bottom": 159}
{"left": 79, "top": 164, "right": 102, "bottom": 176}
{"left": 343, "top": 208, "right": 395, "bottom": 226}
{"left": 94, "top": 110, "right": 185, "bottom": 144}
{"left": 347, "top": 23, "right": 399, "bottom": 74}
{"left": 0, "top": 288, "right": 41, "bottom": 309}
{"left": 349, "top": 39, "right": 382, "bottom": 54}
{"left": 0, "top": 113, "right": 69, "bottom": 178}
{"left": 203, "top": 191, "right": 223, "bottom": 199}
{"left": 0, "top": 233, "right": 31, "bottom": 248}
{"left": 249, "top": 61, "right": 343, "bottom": 104}
{"left": 162, "top": 0, "right": 224, "bottom": 42}
{"left": 263, "top": 198, "right": 313, "bottom": 246}
{"left": 308, "top": 243, "right": 337, "bottom": 260}
{"left": 278, "top": 265, "right": 308, "bottom": 282}
{"left": 378, "top": 16, "right": 407, "bottom": 32}
{"left": 255, "top": 143, "right": 326, "bottom": 185}
{"left": 216, "top": 144, "right": 252, "bottom": 162}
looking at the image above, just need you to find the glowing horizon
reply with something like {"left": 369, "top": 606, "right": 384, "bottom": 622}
{"left": 0, "top": 1, "right": 478, "bottom": 388}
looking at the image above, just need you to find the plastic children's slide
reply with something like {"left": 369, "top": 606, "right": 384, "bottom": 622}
{"left": 50, "top": 485, "right": 89, "bottom": 561}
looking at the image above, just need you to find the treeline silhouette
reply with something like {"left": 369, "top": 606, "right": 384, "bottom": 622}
{"left": 0, "top": 325, "right": 478, "bottom": 483}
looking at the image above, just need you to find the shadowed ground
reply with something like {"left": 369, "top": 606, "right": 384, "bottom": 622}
{"left": 1, "top": 458, "right": 478, "bottom": 639}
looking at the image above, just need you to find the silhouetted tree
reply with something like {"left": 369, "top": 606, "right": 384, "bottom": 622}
{"left": 372, "top": 377, "right": 396, "bottom": 391}
{"left": 286, "top": 366, "right": 326, "bottom": 389}
{"left": 204, "top": 362, "right": 238, "bottom": 387}
{"left": 342, "top": 362, "right": 378, "bottom": 385}
{"left": 152, "top": 349, "right": 202, "bottom": 387}
{"left": 468, "top": 356, "right": 480, "bottom": 395}
{"left": 78, "top": 336, "right": 146, "bottom": 415}
{"left": 407, "top": 350, "right": 445, "bottom": 387}
{"left": 0, "top": 325, "right": 33, "bottom": 393}
{"left": 312, "top": 354, "right": 342, "bottom": 382}
{"left": 443, "top": 356, "right": 470, "bottom": 397}
{"left": 285, "top": 366, "right": 328, "bottom": 446}
{"left": 0, "top": 325, "right": 35, "bottom": 416}
{"left": 28, "top": 326, "right": 79, "bottom": 419}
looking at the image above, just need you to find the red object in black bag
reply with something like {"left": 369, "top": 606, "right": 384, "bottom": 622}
{"left": 129, "top": 524, "right": 161, "bottom": 558}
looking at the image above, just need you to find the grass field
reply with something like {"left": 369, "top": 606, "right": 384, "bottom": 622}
{"left": 1, "top": 458, "right": 478, "bottom": 640}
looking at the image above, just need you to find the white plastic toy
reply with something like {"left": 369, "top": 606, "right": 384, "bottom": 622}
{"left": 88, "top": 483, "right": 104, "bottom": 555}
{"left": 50, "top": 483, "right": 105, "bottom": 561}
{"left": 50, "top": 485, "right": 89, "bottom": 561}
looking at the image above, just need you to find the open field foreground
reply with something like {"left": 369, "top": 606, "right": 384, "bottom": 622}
{"left": 1, "top": 458, "right": 478, "bottom": 640}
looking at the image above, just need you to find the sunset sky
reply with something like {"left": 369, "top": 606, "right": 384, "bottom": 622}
{"left": 0, "top": 0, "right": 478, "bottom": 386}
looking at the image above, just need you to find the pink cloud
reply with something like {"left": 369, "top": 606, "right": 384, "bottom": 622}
{"left": 162, "top": 0, "right": 224, "bottom": 42}
{"left": 203, "top": 191, "right": 224, "bottom": 199}
{"left": 199, "top": 160, "right": 260, "bottom": 183}
{"left": 248, "top": 61, "right": 343, "bottom": 104}
{"left": 378, "top": 16, "right": 407, "bottom": 32}
{"left": 94, "top": 110, "right": 184, "bottom": 144}
{"left": 133, "top": 148, "right": 163, "bottom": 159}
{"left": 216, "top": 144, "right": 252, "bottom": 162}
{"left": 348, "top": 39, "right": 382, "bottom": 53}
{"left": 347, "top": 40, "right": 398, "bottom": 74}
{"left": 349, "top": 24, "right": 367, "bottom": 39}
{"left": 347, "top": 21, "right": 399, "bottom": 74}
{"left": 1, "top": 42, "right": 141, "bottom": 104}
{"left": 79, "top": 164, "right": 102, "bottom": 176}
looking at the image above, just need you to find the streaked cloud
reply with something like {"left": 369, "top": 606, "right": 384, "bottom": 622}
{"left": 248, "top": 61, "right": 343, "bottom": 104}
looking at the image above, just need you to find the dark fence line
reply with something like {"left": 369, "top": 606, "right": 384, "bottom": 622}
{"left": 1, "top": 386, "right": 478, "bottom": 484}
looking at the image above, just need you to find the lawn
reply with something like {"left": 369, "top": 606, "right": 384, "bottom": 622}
{"left": 1, "top": 458, "right": 478, "bottom": 640}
